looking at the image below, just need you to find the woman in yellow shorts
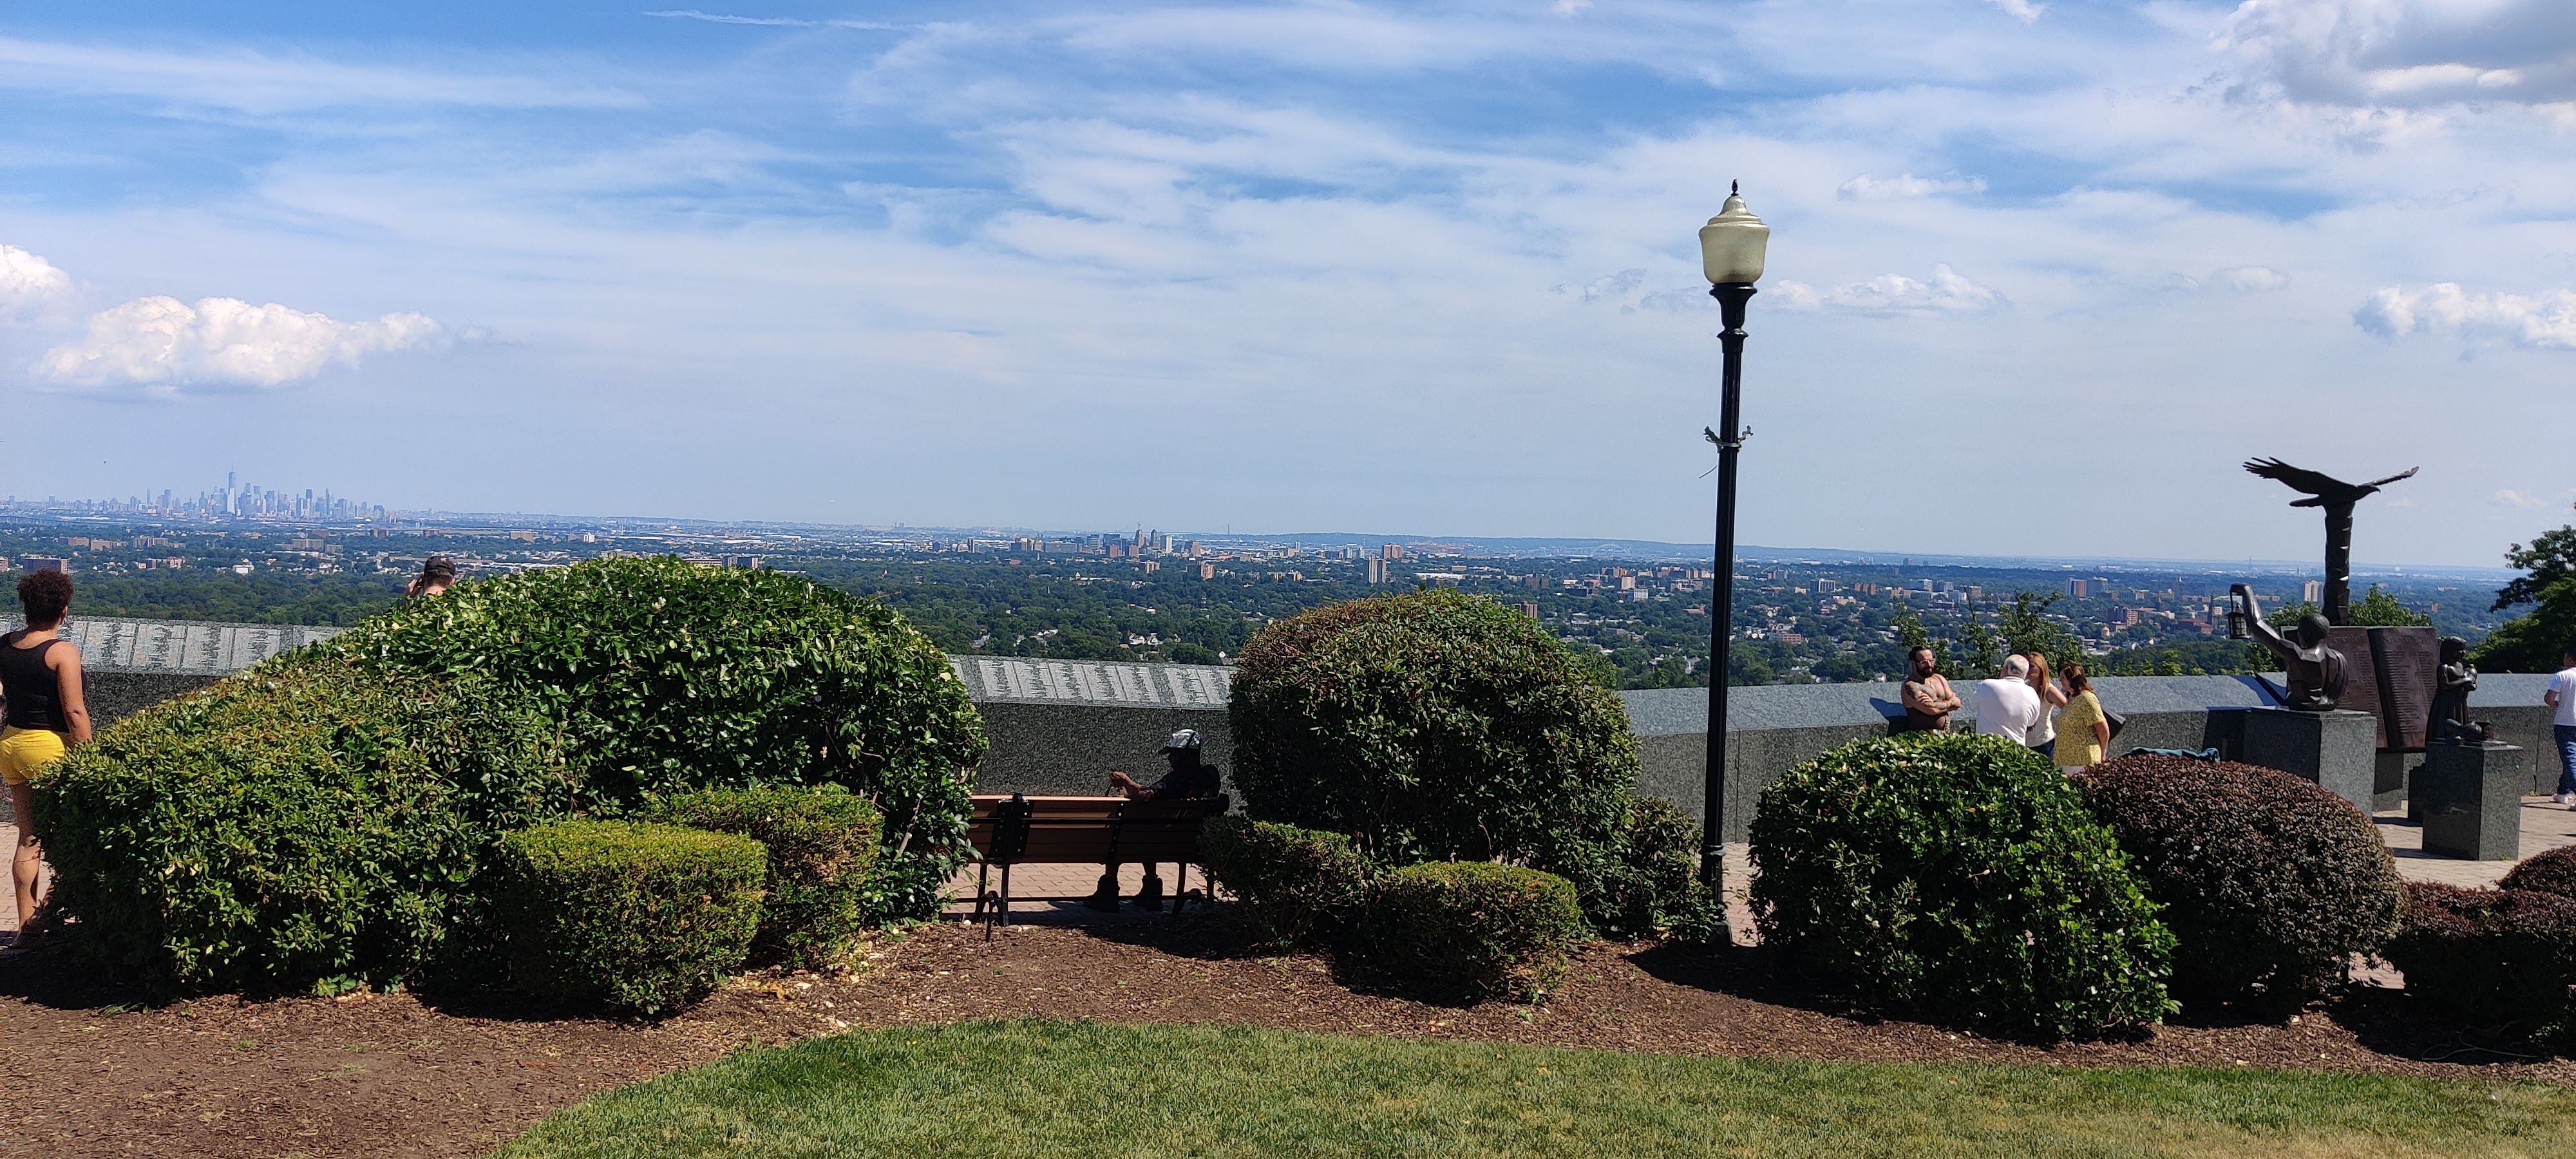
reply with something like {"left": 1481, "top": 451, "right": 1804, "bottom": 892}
{"left": 3, "top": 569, "right": 90, "bottom": 946}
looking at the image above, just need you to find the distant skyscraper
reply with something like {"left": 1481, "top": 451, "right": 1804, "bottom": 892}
{"left": 1367, "top": 557, "right": 1388, "bottom": 584}
{"left": 2069, "top": 578, "right": 2088, "bottom": 598}
{"left": 2302, "top": 579, "right": 2324, "bottom": 604}
{"left": 1381, "top": 543, "right": 1403, "bottom": 561}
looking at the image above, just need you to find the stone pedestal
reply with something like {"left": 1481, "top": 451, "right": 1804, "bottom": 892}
{"left": 2412, "top": 740, "right": 2528, "bottom": 861}
{"left": 2242, "top": 708, "right": 2376, "bottom": 813}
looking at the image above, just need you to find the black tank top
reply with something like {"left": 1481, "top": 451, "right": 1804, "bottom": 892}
{"left": 1, "top": 632, "right": 69, "bottom": 731}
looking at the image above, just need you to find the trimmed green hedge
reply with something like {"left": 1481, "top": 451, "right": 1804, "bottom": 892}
{"left": 1751, "top": 733, "right": 2175, "bottom": 1038}
{"left": 650, "top": 787, "right": 880, "bottom": 970}
{"left": 32, "top": 656, "right": 574, "bottom": 992}
{"left": 1227, "top": 589, "right": 1707, "bottom": 936}
{"left": 1198, "top": 817, "right": 1372, "bottom": 948}
{"left": 495, "top": 820, "right": 767, "bottom": 1013}
{"left": 1354, "top": 862, "right": 1586, "bottom": 1003}
{"left": 2076, "top": 754, "right": 2402, "bottom": 1006}
{"left": 321, "top": 556, "right": 985, "bottom": 921}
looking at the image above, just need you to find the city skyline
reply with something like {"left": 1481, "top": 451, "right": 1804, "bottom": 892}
{"left": 1, "top": 3, "right": 2571, "bottom": 565}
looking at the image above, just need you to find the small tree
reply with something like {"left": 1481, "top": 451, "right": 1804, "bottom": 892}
{"left": 2475, "top": 521, "right": 2576, "bottom": 673}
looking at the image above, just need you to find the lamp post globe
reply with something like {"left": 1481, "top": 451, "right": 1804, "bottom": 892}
{"left": 1697, "top": 181, "right": 1766, "bottom": 945}
{"left": 1698, "top": 183, "right": 1770, "bottom": 286}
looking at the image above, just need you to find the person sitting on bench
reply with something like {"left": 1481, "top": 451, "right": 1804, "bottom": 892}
{"left": 1088, "top": 730, "right": 1222, "bottom": 910}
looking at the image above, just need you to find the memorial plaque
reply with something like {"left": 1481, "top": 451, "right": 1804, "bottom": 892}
{"left": 2322, "top": 625, "right": 2439, "bottom": 751}
{"left": 2371, "top": 627, "right": 2439, "bottom": 751}
{"left": 2325, "top": 626, "right": 2382, "bottom": 744}
{"left": 137, "top": 621, "right": 183, "bottom": 670}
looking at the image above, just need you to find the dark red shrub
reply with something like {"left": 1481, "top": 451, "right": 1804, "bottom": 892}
{"left": 2383, "top": 881, "right": 2576, "bottom": 1039}
{"left": 2074, "top": 754, "right": 2401, "bottom": 1006}
{"left": 2499, "top": 845, "right": 2576, "bottom": 901}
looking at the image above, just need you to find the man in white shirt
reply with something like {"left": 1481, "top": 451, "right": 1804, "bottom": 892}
{"left": 1971, "top": 654, "right": 2045, "bottom": 745}
{"left": 2544, "top": 646, "right": 2576, "bottom": 808}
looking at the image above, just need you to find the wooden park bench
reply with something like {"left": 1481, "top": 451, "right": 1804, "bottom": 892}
{"left": 963, "top": 793, "right": 1230, "bottom": 933}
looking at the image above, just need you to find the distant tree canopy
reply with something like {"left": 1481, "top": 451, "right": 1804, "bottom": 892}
{"left": 2473, "top": 523, "right": 2576, "bottom": 673}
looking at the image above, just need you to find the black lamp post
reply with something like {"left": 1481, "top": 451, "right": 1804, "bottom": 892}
{"left": 1696, "top": 182, "right": 1769, "bottom": 937}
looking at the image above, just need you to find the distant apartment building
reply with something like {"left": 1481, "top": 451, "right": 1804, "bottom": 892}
{"left": 1381, "top": 543, "right": 1404, "bottom": 560}
{"left": 23, "top": 558, "right": 68, "bottom": 574}
{"left": 1196, "top": 561, "right": 1217, "bottom": 580}
{"left": 720, "top": 554, "right": 764, "bottom": 569}
{"left": 1366, "top": 557, "right": 1388, "bottom": 583}
{"left": 2069, "top": 578, "right": 2088, "bottom": 598}
{"left": 1142, "top": 560, "right": 1161, "bottom": 574}
{"left": 2302, "top": 580, "right": 2325, "bottom": 604}
{"left": 1517, "top": 602, "right": 1540, "bottom": 618}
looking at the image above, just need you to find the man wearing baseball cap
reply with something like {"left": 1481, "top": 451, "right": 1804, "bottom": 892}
{"left": 1108, "top": 729, "right": 1221, "bottom": 801}
{"left": 1090, "top": 730, "right": 1224, "bottom": 910}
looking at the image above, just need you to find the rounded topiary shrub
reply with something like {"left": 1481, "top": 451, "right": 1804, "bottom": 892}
{"left": 2074, "top": 753, "right": 2402, "bottom": 1006}
{"left": 322, "top": 556, "right": 985, "bottom": 921}
{"left": 2384, "top": 882, "right": 2576, "bottom": 1040}
{"left": 2499, "top": 845, "right": 2576, "bottom": 901}
{"left": 1751, "top": 733, "right": 2175, "bottom": 1038}
{"left": 1198, "top": 817, "right": 1373, "bottom": 948}
{"left": 650, "top": 787, "right": 881, "bottom": 970}
{"left": 1580, "top": 796, "right": 1721, "bottom": 943}
{"left": 32, "top": 655, "right": 574, "bottom": 992}
{"left": 1354, "top": 862, "right": 1586, "bottom": 1003}
{"left": 495, "top": 820, "right": 768, "bottom": 1014}
{"left": 1228, "top": 589, "right": 1701, "bottom": 934}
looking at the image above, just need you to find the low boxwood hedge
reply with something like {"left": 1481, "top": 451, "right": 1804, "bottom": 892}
{"left": 650, "top": 786, "right": 880, "bottom": 970}
{"left": 32, "top": 655, "right": 575, "bottom": 992}
{"left": 495, "top": 820, "right": 768, "bottom": 1014}
{"left": 1354, "top": 862, "right": 1586, "bottom": 1003}
{"left": 2384, "top": 881, "right": 2576, "bottom": 1041}
{"left": 1198, "top": 817, "right": 1372, "bottom": 948}
{"left": 1751, "top": 733, "right": 2175, "bottom": 1038}
{"left": 2074, "top": 754, "right": 2402, "bottom": 1006}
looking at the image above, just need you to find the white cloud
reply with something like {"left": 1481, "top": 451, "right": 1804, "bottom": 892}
{"left": 1549, "top": 0, "right": 1595, "bottom": 16}
{"left": 1835, "top": 173, "right": 1988, "bottom": 200}
{"left": 1773, "top": 265, "right": 2009, "bottom": 314}
{"left": 0, "top": 36, "right": 638, "bottom": 114}
{"left": 2494, "top": 489, "right": 2548, "bottom": 507}
{"left": 2218, "top": 0, "right": 2576, "bottom": 108}
{"left": 2354, "top": 283, "right": 2576, "bottom": 350}
{"left": 38, "top": 296, "right": 444, "bottom": 393}
{"left": 1988, "top": 0, "right": 2045, "bottom": 25}
{"left": 2213, "top": 265, "right": 2289, "bottom": 291}
{"left": 643, "top": 10, "right": 905, "bottom": 30}
{"left": 0, "top": 244, "right": 72, "bottom": 309}
{"left": 1554, "top": 268, "right": 1644, "bottom": 303}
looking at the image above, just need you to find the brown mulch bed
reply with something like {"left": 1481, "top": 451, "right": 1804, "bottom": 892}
{"left": 3, "top": 913, "right": 2570, "bottom": 1158}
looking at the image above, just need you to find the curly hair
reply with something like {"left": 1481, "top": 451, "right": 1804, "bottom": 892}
{"left": 17, "top": 569, "right": 72, "bottom": 627}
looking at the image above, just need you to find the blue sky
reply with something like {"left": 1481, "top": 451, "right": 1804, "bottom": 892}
{"left": 2, "top": 1, "right": 2572, "bottom": 565}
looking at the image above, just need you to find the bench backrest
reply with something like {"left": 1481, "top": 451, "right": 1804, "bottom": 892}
{"left": 966, "top": 793, "right": 1229, "bottom": 865}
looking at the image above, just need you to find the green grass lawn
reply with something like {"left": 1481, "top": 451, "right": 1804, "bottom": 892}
{"left": 493, "top": 1019, "right": 2576, "bottom": 1158}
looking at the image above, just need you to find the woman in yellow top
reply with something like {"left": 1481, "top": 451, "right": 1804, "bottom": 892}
{"left": 2054, "top": 662, "right": 2109, "bottom": 773}
{"left": 3, "top": 570, "right": 90, "bottom": 947}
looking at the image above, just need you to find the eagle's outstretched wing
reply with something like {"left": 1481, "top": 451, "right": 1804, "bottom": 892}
{"left": 2365, "top": 466, "right": 2420, "bottom": 489}
{"left": 2242, "top": 457, "right": 2347, "bottom": 497}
